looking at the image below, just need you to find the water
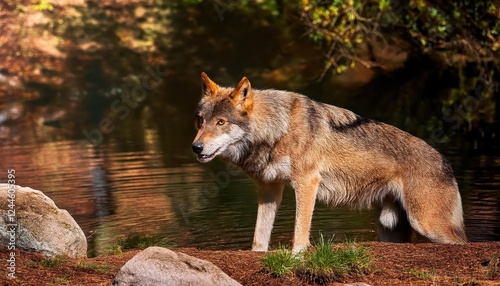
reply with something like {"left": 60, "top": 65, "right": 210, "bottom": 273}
{"left": 1, "top": 101, "right": 499, "bottom": 256}
{"left": 1, "top": 0, "right": 498, "bottom": 259}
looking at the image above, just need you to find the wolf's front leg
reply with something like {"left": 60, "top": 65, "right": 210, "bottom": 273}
{"left": 252, "top": 182, "right": 285, "bottom": 251}
{"left": 291, "top": 176, "right": 321, "bottom": 254}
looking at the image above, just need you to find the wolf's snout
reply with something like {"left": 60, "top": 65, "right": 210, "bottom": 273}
{"left": 192, "top": 142, "right": 204, "bottom": 154}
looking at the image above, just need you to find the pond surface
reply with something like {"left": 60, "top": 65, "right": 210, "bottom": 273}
{"left": 1, "top": 84, "right": 499, "bottom": 257}
{"left": 1, "top": 0, "right": 499, "bottom": 258}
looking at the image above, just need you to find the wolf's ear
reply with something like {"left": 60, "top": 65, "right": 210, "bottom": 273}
{"left": 201, "top": 72, "right": 218, "bottom": 97}
{"left": 230, "top": 76, "right": 253, "bottom": 112}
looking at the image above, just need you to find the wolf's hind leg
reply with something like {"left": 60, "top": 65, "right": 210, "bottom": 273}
{"left": 377, "top": 198, "right": 412, "bottom": 242}
{"left": 252, "top": 182, "right": 285, "bottom": 251}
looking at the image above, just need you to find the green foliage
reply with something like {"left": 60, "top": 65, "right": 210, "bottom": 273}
{"left": 4, "top": 0, "right": 498, "bottom": 124}
{"left": 301, "top": 0, "right": 500, "bottom": 74}
{"left": 108, "top": 243, "right": 123, "bottom": 255}
{"left": 32, "top": 0, "right": 53, "bottom": 11}
{"left": 261, "top": 235, "right": 372, "bottom": 283}
{"left": 260, "top": 246, "right": 298, "bottom": 277}
{"left": 378, "top": 0, "right": 391, "bottom": 11}
{"left": 301, "top": 0, "right": 382, "bottom": 71}
{"left": 297, "top": 234, "right": 371, "bottom": 283}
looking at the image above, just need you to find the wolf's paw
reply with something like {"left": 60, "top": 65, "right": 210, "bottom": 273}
{"left": 291, "top": 244, "right": 308, "bottom": 255}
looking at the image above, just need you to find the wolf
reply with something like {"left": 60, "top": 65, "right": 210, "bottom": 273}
{"left": 192, "top": 72, "right": 467, "bottom": 253}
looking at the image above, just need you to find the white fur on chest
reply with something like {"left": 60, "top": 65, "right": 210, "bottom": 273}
{"left": 261, "top": 156, "right": 291, "bottom": 182}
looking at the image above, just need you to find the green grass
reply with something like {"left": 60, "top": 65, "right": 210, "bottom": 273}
{"left": 108, "top": 243, "right": 124, "bottom": 255}
{"left": 260, "top": 245, "right": 298, "bottom": 277}
{"left": 77, "top": 261, "right": 112, "bottom": 274}
{"left": 39, "top": 256, "right": 66, "bottom": 267}
{"left": 408, "top": 268, "right": 436, "bottom": 280}
{"left": 108, "top": 232, "right": 175, "bottom": 254}
{"left": 298, "top": 235, "right": 371, "bottom": 283}
{"left": 261, "top": 234, "right": 372, "bottom": 283}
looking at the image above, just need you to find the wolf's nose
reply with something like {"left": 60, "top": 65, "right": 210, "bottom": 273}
{"left": 192, "top": 142, "right": 204, "bottom": 154}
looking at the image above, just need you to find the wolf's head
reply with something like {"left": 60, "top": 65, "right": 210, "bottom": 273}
{"left": 191, "top": 72, "right": 253, "bottom": 163}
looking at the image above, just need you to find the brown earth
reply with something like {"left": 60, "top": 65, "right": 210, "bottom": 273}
{"left": 1, "top": 242, "right": 499, "bottom": 286}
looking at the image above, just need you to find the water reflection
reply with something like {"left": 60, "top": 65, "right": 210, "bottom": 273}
{"left": 0, "top": 114, "right": 499, "bottom": 256}
{"left": 459, "top": 154, "right": 500, "bottom": 242}
{"left": 1, "top": 0, "right": 498, "bottom": 258}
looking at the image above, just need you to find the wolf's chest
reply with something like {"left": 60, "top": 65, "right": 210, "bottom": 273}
{"left": 260, "top": 156, "right": 292, "bottom": 182}
{"left": 242, "top": 155, "right": 292, "bottom": 183}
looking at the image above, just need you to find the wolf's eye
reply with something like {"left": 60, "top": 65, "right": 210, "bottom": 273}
{"left": 216, "top": 119, "right": 225, "bottom": 126}
{"left": 196, "top": 115, "right": 203, "bottom": 129}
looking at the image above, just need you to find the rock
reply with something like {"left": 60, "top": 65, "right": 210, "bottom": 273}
{"left": 0, "top": 184, "right": 87, "bottom": 258}
{"left": 112, "top": 247, "right": 241, "bottom": 286}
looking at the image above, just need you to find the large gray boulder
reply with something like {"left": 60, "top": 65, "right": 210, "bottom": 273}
{"left": 0, "top": 184, "right": 87, "bottom": 258}
{"left": 112, "top": 247, "right": 241, "bottom": 286}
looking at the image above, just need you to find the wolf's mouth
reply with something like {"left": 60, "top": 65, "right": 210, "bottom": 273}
{"left": 197, "top": 153, "right": 215, "bottom": 163}
{"left": 196, "top": 148, "right": 220, "bottom": 163}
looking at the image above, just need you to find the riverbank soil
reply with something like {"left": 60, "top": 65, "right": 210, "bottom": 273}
{"left": 1, "top": 242, "right": 499, "bottom": 285}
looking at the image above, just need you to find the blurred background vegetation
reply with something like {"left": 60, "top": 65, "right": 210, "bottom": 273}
{"left": 1, "top": 0, "right": 499, "bottom": 252}
{"left": 0, "top": 0, "right": 498, "bottom": 147}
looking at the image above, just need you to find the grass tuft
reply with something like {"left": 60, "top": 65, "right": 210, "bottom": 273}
{"left": 260, "top": 245, "right": 298, "bottom": 277}
{"left": 78, "top": 261, "right": 112, "bottom": 274}
{"left": 408, "top": 268, "right": 436, "bottom": 280}
{"left": 297, "top": 234, "right": 371, "bottom": 283}
{"left": 108, "top": 244, "right": 124, "bottom": 255}
{"left": 108, "top": 232, "right": 175, "bottom": 254}
{"left": 261, "top": 234, "right": 372, "bottom": 283}
{"left": 39, "top": 256, "right": 66, "bottom": 267}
